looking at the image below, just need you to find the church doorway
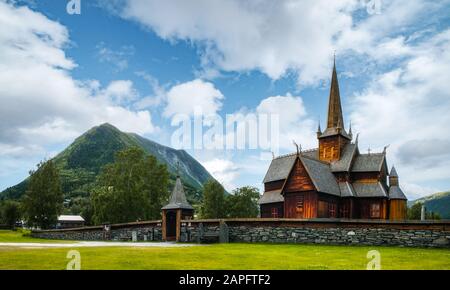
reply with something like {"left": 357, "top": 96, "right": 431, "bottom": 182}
{"left": 165, "top": 211, "right": 177, "bottom": 240}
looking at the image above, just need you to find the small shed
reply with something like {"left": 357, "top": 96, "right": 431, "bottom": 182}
{"left": 57, "top": 215, "right": 85, "bottom": 229}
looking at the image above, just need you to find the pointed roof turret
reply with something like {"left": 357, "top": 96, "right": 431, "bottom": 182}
{"left": 162, "top": 176, "right": 193, "bottom": 210}
{"left": 318, "top": 57, "right": 351, "bottom": 140}
{"left": 388, "top": 165, "right": 406, "bottom": 200}
{"left": 390, "top": 166, "right": 398, "bottom": 177}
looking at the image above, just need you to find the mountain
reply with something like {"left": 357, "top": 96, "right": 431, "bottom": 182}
{"left": 0, "top": 123, "right": 216, "bottom": 204}
{"left": 409, "top": 191, "right": 450, "bottom": 219}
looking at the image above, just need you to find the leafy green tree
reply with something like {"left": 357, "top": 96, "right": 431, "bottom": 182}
{"left": 226, "top": 186, "right": 260, "bottom": 218}
{"left": 200, "top": 180, "right": 226, "bottom": 218}
{"left": 408, "top": 202, "right": 442, "bottom": 220}
{"left": 22, "top": 160, "right": 64, "bottom": 229}
{"left": 408, "top": 202, "right": 422, "bottom": 220}
{"left": 1, "top": 200, "right": 21, "bottom": 229}
{"left": 91, "top": 147, "right": 169, "bottom": 224}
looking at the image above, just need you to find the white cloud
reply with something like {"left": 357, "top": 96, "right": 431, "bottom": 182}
{"left": 96, "top": 42, "right": 135, "bottom": 71}
{"left": 164, "top": 79, "right": 224, "bottom": 117}
{"left": 256, "top": 94, "right": 316, "bottom": 151}
{"left": 201, "top": 158, "right": 239, "bottom": 191}
{"left": 350, "top": 29, "right": 450, "bottom": 198}
{"left": 107, "top": 0, "right": 446, "bottom": 86}
{"left": 0, "top": 1, "right": 156, "bottom": 179}
{"left": 100, "top": 80, "right": 138, "bottom": 104}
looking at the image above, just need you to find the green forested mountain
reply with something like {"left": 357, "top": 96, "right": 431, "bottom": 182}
{"left": 0, "top": 123, "right": 215, "bottom": 205}
{"left": 410, "top": 191, "right": 450, "bottom": 219}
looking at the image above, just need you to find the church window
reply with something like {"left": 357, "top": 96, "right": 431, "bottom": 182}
{"left": 328, "top": 203, "right": 337, "bottom": 218}
{"left": 370, "top": 203, "right": 381, "bottom": 218}
{"left": 271, "top": 207, "right": 278, "bottom": 218}
{"left": 296, "top": 196, "right": 304, "bottom": 213}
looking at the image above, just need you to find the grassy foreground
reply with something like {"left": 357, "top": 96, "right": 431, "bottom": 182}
{"left": 0, "top": 231, "right": 449, "bottom": 270}
{"left": 0, "top": 230, "right": 72, "bottom": 243}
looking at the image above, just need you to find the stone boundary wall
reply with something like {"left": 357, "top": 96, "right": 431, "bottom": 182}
{"left": 31, "top": 218, "right": 450, "bottom": 247}
{"left": 180, "top": 219, "right": 450, "bottom": 248}
{"left": 32, "top": 220, "right": 162, "bottom": 241}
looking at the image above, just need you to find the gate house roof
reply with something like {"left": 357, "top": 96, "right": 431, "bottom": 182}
{"left": 162, "top": 176, "right": 193, "bottom": 210}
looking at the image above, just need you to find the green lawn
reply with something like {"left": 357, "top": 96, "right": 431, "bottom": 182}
{"left": 0, "top": 230, "right": 72, "bottom": 243}
{"left": 0, "top": 231, "right": 449, "bottom": 270}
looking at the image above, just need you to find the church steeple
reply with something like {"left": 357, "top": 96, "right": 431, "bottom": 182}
{"left": 318, "top": 57, "right": 351, "bottom": 140}
{"left": 318, "top": 56, "right": 352, "bottom": 162}
{"left": 326, "top": 57, "right": 345, "bottom": 130}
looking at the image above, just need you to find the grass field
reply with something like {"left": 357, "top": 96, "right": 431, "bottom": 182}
{"left": 0, "top": 230, "right": 449, "bottom": 270}
{"left": 0, "top": 230, "right": 72, "bottom": 243}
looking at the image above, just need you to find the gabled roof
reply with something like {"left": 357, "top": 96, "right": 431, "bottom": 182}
{"left": 263, "top": 149, "right": 319, "bottom": 183}
{"left": 339, "top": 182, "right": 356, "bottom": 197}
{"left": 389, "top": 186, "right": 407, "bottom": 200}
{"left": 352, "top": 182, "right": 388, "bottom": 198}
{"left": 263, "top": 154, "right": 297, "bottom": 183}
{"left": 162, "top": 176, "right": 193, "bottom": 210}
{"left": 331, "top": 143, "right": 357, "bottom": 172}
{"left": 299, "top": 156, "right": 340, "bottom": 196}
{"left": 351, "top": 153, "right": 386, "bottom": 172}
{"left": 258, "top": 189, "right": 284, "bottom": 205}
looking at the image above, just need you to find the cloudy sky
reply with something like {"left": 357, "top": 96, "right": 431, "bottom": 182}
{"left": 1, "top": 0, "right": 450, "bottom": 199}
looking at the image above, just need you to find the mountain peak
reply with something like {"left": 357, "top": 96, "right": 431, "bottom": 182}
{"left": 95, "top": 122, "right": 120, "bottom": 131}
{"left": 1, "top": 123, "right": 216, "bottom": 204}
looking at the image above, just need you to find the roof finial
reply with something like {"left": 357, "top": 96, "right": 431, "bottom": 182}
{"left": 349, "top": 121, "right": 353, "bottom": 137}
{"left": 272, "top": 151, "right": 275, "bottom": 159}
{"left": 317, "top": 117, "right": 322, "bottom": 137}
{"left": 293, "top": 140, "right": 300, "bottom": 156}
{"left": 383, "top": 144, "right": 390, "bottom": 154}
{"left": 368, "top": 146, "right": 371, "bottom": 155}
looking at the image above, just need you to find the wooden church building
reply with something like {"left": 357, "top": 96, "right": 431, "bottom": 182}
{"left": 259, "top": 60, "right": 407, "bottom": 220}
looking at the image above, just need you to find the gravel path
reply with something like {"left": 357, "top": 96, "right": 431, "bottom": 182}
{"left": 0, "top": 241, "right": 201, "bottom": 249}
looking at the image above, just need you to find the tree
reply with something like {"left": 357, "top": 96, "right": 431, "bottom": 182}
{"left": 408, "top": 202, "right": 441, "bottom": 220}
{"left": 200, "top": 180, "right": 226, "bottom": 218}
{"left": 22, "top": 160, "right": 64, "bottom": 229}
{"left": 91, "top": 147, "right": 169, "bottom": 224}
{"left": 226, "top": 186, "right": 260, "bottom": 218}
{"left": 408, "top": 202, "right": 422, "bottom": 220}
{"left": 1, "top": 200, "right": 21, "bottom": 229}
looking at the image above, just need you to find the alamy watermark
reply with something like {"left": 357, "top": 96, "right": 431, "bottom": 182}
{"left": 66, "top": 250, "right": 81, "bottom": 270}
{"left": 360, "top": 0, "right": 382, "bottom": 15}
{"left": 366, "top": 250, "right": 381, "bottom": 270}
{"left": 170, "top": 108, "right": 280, "bottom": 160}
{"left": 66, "top": 0, "right": 81, "bottom": 15}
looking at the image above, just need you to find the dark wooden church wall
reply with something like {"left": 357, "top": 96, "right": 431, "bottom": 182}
{"left": 284, "top": 158, "right": 315, "bottom": 193}
{"left": 264, "top": 180, "right": 284, "bottom": 192}
{"left": 339, "top": 198, "right": 354, "bottom": 218}
{"left": 356, "top": 198, "right": 388, "bottom": 219}
{"left": 317, "top": 193, "right": 340, "bottom": 218}
{"left": 284, "top": 191, "right": 317, "bottom": 218}
{"left": 351, "top": 172, "right": 379, "bottom": 183}
{"left": 260, "top": 203, "right": 284, "bottom": 218}
{"left": 389, "top": 200, "right": 407, "bottom": 220}
{"left": 319, "top": 135, "right": 349, "bottom": 162}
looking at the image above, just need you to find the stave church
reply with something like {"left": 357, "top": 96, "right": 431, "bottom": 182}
{"left": 258, "top": 59, "right": 407, "bottom": 220}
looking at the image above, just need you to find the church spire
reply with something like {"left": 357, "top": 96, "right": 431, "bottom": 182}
{"left": 326, "top": 57, "right": 345, "bottom": 130}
